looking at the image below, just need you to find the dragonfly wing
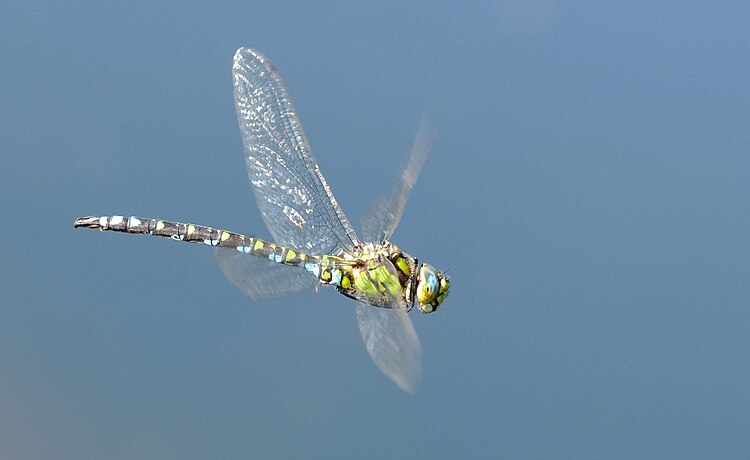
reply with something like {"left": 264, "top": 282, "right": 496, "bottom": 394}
{"left": 356, "top": 301, "right": 422, "bottom": 393}
{"left": 216, "top": 247, "right": 318, "bottom": 300}
{"left": 361, "top": 115, "right": 437, "bottom": 243}
{"left": 233, "top": 48, "right": 360, "bottom": 256}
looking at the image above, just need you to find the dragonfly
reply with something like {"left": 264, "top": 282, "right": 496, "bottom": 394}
{"left": 74, "top": 48, "right": 450, "bottom": 393}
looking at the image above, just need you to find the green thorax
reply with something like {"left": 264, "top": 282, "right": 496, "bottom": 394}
{"left": 320, "top": 242, "right": 418, "bottom": 310}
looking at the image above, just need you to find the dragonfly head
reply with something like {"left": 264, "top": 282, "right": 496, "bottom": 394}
{"left": 416, "top": 263, "right": 450, "bottom": 313}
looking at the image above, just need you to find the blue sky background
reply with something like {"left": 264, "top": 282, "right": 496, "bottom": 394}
{"left": 2, "top": 1, "right": 749, "bottom": 458}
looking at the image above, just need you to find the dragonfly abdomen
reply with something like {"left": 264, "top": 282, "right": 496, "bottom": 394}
{"left": 74, "top": 215, "right": 361, "bottom": 292}
{"left": 74, "top": 214, "right": 315, "bottom": 266}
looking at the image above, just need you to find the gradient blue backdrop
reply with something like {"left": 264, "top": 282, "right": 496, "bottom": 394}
{"left": 2, "top": 1, "right": 749, "bottom": 458}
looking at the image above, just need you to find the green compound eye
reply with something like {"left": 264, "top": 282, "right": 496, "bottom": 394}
{"left": 417, "top": 265, "right": 439, "bottom": 304}
{"left": 417, "top": 264, "right": 449, "bottom": 313}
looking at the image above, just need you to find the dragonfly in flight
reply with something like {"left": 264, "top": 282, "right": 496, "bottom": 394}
{"left": 75, "top": 48, "right": 450, "bottom": 392}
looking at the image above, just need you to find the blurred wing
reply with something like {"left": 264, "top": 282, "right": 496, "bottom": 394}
{"left": 356, "top": 302, "right": 422, "bottom": 393}
{"left": 216, "top": 247, "right": 318, "bottom": 300}
{"left": 233, "top": 48, "right": 360, "bottom": 255}
{"left": 361, "top": 115, "right": 437, "bottom": 243}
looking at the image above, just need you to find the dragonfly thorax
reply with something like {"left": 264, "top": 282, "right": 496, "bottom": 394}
{"left": 333, "top": 241, "right": 448, "bottom": 314}
{"left": 328, "top": 241, "right": 419, "bottom": 310}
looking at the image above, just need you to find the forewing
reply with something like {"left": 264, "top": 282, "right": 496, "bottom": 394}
{"left": 216, "top": 247, "right": 319, "bottom": 300}
{"left": 232, "top": 48, "right": 360, "bottom": 255}
{"left": 361, "top": 115, "right": 437, "bottom": 243}
{"left": 356, "top": 302, "right": 422, "bottom": 393}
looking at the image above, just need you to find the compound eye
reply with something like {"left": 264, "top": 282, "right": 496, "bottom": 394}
{"left": 417, "top": 265, "right": 440, "bottom": 305}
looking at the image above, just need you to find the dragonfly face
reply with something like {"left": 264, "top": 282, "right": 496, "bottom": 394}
{"left": 416, "top": 263, "right": 450, "bottom": 313}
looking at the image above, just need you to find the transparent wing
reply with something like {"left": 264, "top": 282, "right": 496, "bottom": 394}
{"left": 356, "top": 301, "right": 422, "bottom": 393}
{"left": 233, "top": 48, "right": 360, "bottom": 256}
{"left": 361, "top": 115, "right": 437, "bottom": 243}
{"left": 216, "top": 248, "right": 319, "bottom": 300}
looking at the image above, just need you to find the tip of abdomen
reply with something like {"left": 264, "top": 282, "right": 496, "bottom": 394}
{"left": 74, "top": 216, "right": 102, "bottom": 229}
